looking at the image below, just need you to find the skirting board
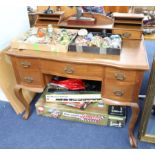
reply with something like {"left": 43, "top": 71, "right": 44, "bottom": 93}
{"left": 0, "top": 88, "right": 8, "bottom": 102}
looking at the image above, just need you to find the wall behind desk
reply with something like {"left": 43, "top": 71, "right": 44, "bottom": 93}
{"left": 0, "top": 6, "right": 30, "bottom": 50}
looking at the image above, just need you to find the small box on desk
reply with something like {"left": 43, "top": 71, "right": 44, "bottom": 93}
{"left": 11, "top": 28, "right": 78, "bottom": 52}
{"left": 108, "top": 105, "right": 127, "bottom": 128}
{"left": 67, "top": 16, "right": 96, "bottom": 25}
{"left": 68, "top": 32, "right": 122, "bottom": 55}
{"left": 68, "top": 44, "right": 121, "bottom": 55}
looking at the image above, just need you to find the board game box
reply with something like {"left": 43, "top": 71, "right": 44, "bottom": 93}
{"left": 35, "top": 93, "right": 108, "bottom": 126}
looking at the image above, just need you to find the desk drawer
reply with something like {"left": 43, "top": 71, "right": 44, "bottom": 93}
{"left": 103, "top": 80, "right": 134, "bottom": 102}
{"left": 41, "top": 60, "right": 104, "bottom": 80}
{"left": 105, "top": 67, "right": 136, "bottom": 83}
{"left": 12, "top": 57, "right": 39, "bottom": 70}
{"left": 17, "top": 69, "right": 44, "bottom": 87}
{"left": 112, "top": 29, "right": 142, "bottom": 39}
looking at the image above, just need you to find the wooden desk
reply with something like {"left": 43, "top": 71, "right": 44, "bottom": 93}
{"left": 5, "top": 38, "right": 149, "bottom": 148}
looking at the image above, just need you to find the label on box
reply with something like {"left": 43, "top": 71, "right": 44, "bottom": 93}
{"left": 46, "top": 94, "right": 101, "bottom": 102}
{"left": 62, "top": 112, "right": 105, "bottom": 123}
{"left": 33, "top": 43, "right": 39, "bottom": 51}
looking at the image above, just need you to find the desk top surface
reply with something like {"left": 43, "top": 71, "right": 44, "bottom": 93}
{"left": 7, "top": 39, "right": 149, "bottom": 71}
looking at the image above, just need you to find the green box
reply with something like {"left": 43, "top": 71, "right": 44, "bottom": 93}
{"left": 35, "top": 93, "right": 108, "bottom": 126}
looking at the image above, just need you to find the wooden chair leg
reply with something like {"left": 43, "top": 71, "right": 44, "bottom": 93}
{"left": 14, "top": 85, "right": 30, "bottom": 120}
{"left": 128, "top": 102, "right": 140, "bottom": 148}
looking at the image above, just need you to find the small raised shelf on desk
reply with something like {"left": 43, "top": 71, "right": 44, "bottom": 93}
{"left": 112, "top": 13, "right": 144, "bottom": 39}
{"left": 35, "top": 12, "right": 64, "bottom": 27}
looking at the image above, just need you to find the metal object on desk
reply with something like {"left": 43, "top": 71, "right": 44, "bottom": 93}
{"left": 43, "top": 6, "right": 53, "bottom": 14}
{"left": 76, "top": 6, "right": 83, "bottom": 19}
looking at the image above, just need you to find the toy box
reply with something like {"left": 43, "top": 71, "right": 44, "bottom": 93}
{"left": 45, "top": 83, "right": 102, "bottom": 109}
{"left": 35, "top": 93, "right": 108, "bottom": 126}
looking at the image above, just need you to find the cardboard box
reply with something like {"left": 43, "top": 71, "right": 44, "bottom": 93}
{"left": 44, "top": 83, "right": 102, "bottom": 109}
{"left": 68, "top": 32, "right": 122, "bottom": 55}
{"left": 108, "top": 115, "right": 126, "bottom": 128}
{"left": 11, "top": 41, "right": 69, "bottom": 52}
{"left": 35, "top": 93, "right": 108, "bottom": 126}
{"left": 108, "top": 105, "right": 126, "bottom": 117}
{"left": 45, "top": 90, "right": 102, "bottom": 102}
{"left": 11, "top": 28, "right": 78, "bottom": 52}
{"left": 68, "top": 44, "right": 121, "bottom": 55}
{"left": 108, "top": 105, "right": 127, "bottom": 127}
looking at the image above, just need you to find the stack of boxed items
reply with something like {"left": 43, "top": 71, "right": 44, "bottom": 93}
{"left": 108, "top": 105, "right": 127, "bottom": 127}
{"left": 35, "top": 78, "right": 109, "bottom": 126}
{"left": 35, "top": 77, "right": 127, "bottom": 126}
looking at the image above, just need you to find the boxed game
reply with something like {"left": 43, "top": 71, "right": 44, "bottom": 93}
{"left": 35, "top": 93, "right": 108, "bottom": 126}
{"left": 45, "top": 90, "right": 101, "bottom": 102}
{"left": 45, "top": 83, "right": 102, "bottom": 109}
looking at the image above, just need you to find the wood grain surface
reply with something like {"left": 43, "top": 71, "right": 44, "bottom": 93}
{"left": 0, "top": 51, "right": 35, "bottom": 114}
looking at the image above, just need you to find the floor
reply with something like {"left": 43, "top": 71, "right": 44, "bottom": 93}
{"left": 0, "top": 96, "right": 155, "bottom": 149}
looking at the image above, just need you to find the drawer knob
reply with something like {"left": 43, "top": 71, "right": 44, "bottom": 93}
{"left": 21, "top": 62, "right": 31, "bottom": 68}
{"left": 122, "top": 32, "right": 131, "bottom": 38}
{"left": 64, "top": 66, "right": 74, "bottom": 74}
{"left": 24, "top": 77, "right": 33, "bottom": 83}
{"left": 113, "top": 90, "right": 124, "bottom": 97}
{"left": 115, "top": 73, "right": 126, "bottom": 81}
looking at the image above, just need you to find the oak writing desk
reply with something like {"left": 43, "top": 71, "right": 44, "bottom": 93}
{"left": 6, "top": 38, "right": 149, "bottom": 148}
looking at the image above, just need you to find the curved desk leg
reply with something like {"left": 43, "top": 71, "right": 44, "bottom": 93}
{"left": 128, "top": 102, "right": 140, "bottom": 148}
{"left": 14, "top": 85, "right": 30, "bottom": 120}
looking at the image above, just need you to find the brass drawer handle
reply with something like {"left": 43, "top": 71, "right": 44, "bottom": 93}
{"left": 23, "top": 77, "right": 33, "bottom": 83}
{"left": 20, "top": 61, "right": 31, "bottom": 68}
{"left": 115, "top": 73, "right": 126, "bottom": 81}
{"left": 122, "top": 32, "right": 131, "bottom": 38}
{"left": 113, "top": 90, "right": 124, "bottom": 97}
{"left": 64, "top": 66, "right": 74, "bottom": 74}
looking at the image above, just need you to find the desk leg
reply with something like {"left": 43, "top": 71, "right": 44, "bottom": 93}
{"left": 14, "top": 85, "right": 30, "bottom": 120}
{"left": 128, "top": 102, "right": 140, "bottom": 148}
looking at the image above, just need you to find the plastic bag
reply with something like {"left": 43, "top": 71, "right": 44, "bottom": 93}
{"left": 51, "top": 79, "right": 85, "bottom": 90}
